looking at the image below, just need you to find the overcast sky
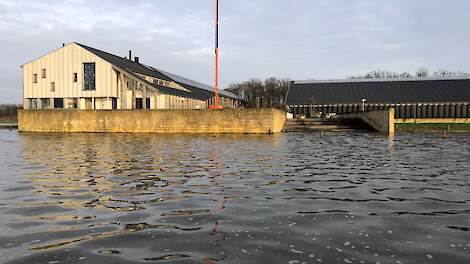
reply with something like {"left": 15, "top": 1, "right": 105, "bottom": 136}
{"left": 1, "top": 0, "right": 469, "bottom": 103}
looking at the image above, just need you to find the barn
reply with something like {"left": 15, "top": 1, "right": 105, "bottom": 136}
{"left": 286, "top": 78, "right": 470, "bottom": 119}
{"left": 21, "top": 43, "right": 243, "bottom": 110}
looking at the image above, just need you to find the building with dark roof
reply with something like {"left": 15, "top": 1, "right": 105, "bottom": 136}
{"left": 286, "top": 78, "right": 470, "bottom": 119}
{"left": 22, "top": 43, "right": 243, "bottom": 110}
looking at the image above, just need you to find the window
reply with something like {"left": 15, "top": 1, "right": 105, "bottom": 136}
{"left": 135, "top": 98, "right": 143, "bottom": 109}
{"left": 54, "top": 98, "right": 64, "bottom": 109}
{"left": 50, "top": 82, "right": 55, "bottom": 92}
{"left": 146, "top": 98, "right": 151, "bottom": 109}
{"left": 73, "top": 73, "right": 78, "bottom": 82}
{"left": 83, "top": 63, "right": 96, "bottom": 91}
{"left": 112, "top": 98, "right": 118, "bottom": 109}
{"left": 33, "top": 74, "right": 38, "bottom": 83}
{"left": 42, "top": 69, "right": 46, "bottom": 78}
{"left": 29, "top": 99, "right": 37, "bottom": 109}
{"left": 41, "top": 98, "right": 50, "bottom": 109}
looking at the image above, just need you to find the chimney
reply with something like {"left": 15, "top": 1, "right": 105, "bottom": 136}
{"left": 135, "top": 56, "right": 139, "bottom": 63}
{"left": 129, "top": 50, "right": 132, "bottom": 61}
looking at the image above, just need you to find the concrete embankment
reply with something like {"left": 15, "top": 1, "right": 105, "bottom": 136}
{"left": 340, "top": 109, "right": 395, "bottom": 134}
{"left": 18, "top": 109, "right": 286, "bottom": 134}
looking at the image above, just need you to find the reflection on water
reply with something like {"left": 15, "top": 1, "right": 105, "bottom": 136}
{"left": 0, "top": 131, "right": 469, "bottom": 264}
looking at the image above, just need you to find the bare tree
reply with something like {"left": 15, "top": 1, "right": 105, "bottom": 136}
{"left": 416, "top": 68, "right": 429, "bottom": 77}
{"left": 0, "top": 104, "right": 22, "bottom": 118}
{"left": 226, "top": 78, "right": 290, "bottom": 109}
{"left": 351, "top": 68, "right": 469, "bottom": 79}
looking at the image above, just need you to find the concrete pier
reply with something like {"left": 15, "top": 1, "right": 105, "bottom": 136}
{"left": 18, "top": 109, "right": 286, "bottom": 134}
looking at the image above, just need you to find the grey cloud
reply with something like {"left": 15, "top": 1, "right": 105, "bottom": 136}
{"left": 0, "top": 0, "right": 469, "bottom": 103}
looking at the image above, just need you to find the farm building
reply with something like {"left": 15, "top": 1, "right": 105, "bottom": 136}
{"left": 21, "top": 43, "right": 242, "bottom": 110}
{"left": 286, "top": 78, "right": 470, "bottom": 119}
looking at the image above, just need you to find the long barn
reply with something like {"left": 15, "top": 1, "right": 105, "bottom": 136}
{"left": 21, "top": 43, "right": 243, "bottom": 110}
{"left": 286, "top": 78, "right": 470, "bottom": 119}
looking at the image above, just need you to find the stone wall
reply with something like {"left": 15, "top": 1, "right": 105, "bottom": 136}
{"left": 18, "top": 109, "right": 286, "bottom": 134}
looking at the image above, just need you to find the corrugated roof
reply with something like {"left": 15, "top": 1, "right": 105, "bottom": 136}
{"left": 286, "top": 78, "right": 470, "bottom": 105}
{"left": 76, "top": 42, "right": 241, "bottom": 101}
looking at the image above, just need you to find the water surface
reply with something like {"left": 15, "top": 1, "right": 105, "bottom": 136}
{"left": 0, "top": 130, "right": 469, "bottom": 263}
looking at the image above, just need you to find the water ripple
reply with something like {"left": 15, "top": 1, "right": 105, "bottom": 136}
{"left": 0, "top": 131, "right": 468, "bottom": 263}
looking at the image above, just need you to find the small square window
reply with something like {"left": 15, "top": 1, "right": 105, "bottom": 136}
{"left": 42, "top": 69, "right": 46, "bottom": 78}
{"left": 33, "top": 74, "right": 38, "bottom": 83}
{"left": 73, "top": 73, "right": 78, "bottom": 82}
{"left": 50, "top": 82, "right": 55, "bottom": 92}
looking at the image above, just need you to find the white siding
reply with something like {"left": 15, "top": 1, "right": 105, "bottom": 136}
{"left": 23, "top": 43, "right": 117, "bottom": 102}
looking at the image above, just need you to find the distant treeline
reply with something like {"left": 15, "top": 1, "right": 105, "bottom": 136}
{"left": 225, "top": 78, "right": 290, "bottom": 108}
{"left": 349, "top": 68, "right": 470, "bottom": 79}
{"left": 0, "top": 104, "right": 22, "bottom": 117}
{"left": 225, "top": 69, "right": 470, "bottom": 109}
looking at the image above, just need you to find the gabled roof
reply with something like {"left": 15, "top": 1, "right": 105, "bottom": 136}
{"left": 76, "top": 43, "right": 241, "bottom": 101}
{"left": 286, "top": 78, "right": 470, "bottom": 105}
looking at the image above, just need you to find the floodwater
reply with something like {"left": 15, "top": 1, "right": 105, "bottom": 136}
{"left": 0, "top": 130, "right": 469, "bottom": 264}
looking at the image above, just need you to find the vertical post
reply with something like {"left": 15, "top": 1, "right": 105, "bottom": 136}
{"left": 143, "top": 85, "right": 147, "bottom": 109}
{"left": 132, "top": 83, "right": 136, "bottom": 109}
{"left": 389, "top": 108, "right": 395, "bottom": 135}
{"left": 120, "top": 73, "right": 127, "bottom": 109}
{"left": 214, "top": 0, "right": 222, "bottom": 109}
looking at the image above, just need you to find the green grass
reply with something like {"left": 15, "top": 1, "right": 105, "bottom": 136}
{"left": 0, "top": 117, "right": 17, "bottom": 124}
{"left": 396, "top": 123, "right": 470, "bottom": 131}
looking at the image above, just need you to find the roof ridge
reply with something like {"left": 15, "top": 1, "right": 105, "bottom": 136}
{"left": 76, "top": 42, "right": 131, "bottom": 63}
{"left": 294, "top": 76, "right": 470, "bottom": 84}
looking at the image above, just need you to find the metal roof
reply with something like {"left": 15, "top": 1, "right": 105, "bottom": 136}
{"left": 155, "top": 68, "right": 241, "bottom": 100}
{"left": 76, "top": 43, "right": 241, "bottom": 101}
{"left": 77, "top": 43, "right": 172, "bottom": 82}
{"left": 286, "top": 78, "right": 470, "bottom": 105}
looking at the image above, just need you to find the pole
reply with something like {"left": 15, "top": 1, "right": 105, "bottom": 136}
{"left": 214, "top": 0, "right": 222, "bottom": 109}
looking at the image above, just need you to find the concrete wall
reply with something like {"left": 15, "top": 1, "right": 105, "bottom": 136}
{"left": 18, "top": 109, "right": 286, "bottom": 134}
{"left": 342, "top": 109, "right": 395, "bottom": 134}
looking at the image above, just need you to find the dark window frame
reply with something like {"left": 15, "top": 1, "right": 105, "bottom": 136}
{"left": 54, "top": 98, "right": 64, "bottom": 109}
{"left": 83, "top": 62, "right": 96, "bottom": 91}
